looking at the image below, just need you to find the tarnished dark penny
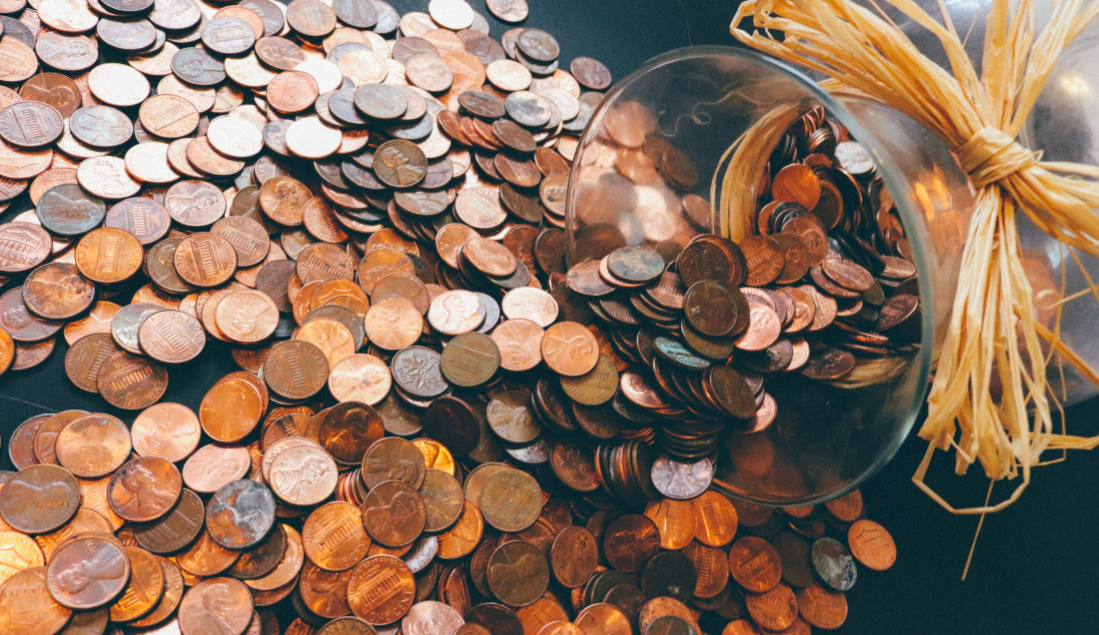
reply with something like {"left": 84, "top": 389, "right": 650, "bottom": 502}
{"left": 36, "top": 183, "right": 106, "bottom": 236}
{"left": 172, "top": 47, "right": 226, "bottom": 87}
{"left": 373, "top": 139, "right": 427, "bottom": 189}
{"left": 206, "top": 479, "right": 277, "bottom": 550}
{"left": 0, "top": 464, "right": 80, "bottom": 534}
{"left": 0, "top": 101, "right": 63, "bottom": 148}
{"left": 810, "top": 537, "right": 857, "bottom": 592}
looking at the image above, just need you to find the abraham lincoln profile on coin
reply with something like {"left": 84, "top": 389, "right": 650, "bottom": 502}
{"left": 375, "top": 144, "right": 423, "bottom": 187}
{"left": 271, "top": 453, "right": 330, "bottom": 502}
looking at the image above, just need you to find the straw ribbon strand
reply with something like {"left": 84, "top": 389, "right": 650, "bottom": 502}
{"left": 956, "top": 127, "right": 1041, "bottom": 190}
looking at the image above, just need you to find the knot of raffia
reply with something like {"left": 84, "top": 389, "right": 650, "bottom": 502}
{"left": 955, "top": 126, "right": 1040, "bottom": 191}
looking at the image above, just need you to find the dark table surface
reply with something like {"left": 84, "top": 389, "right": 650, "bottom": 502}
{"left": 3, "top": 1, "right": 1097, "bottom": 634}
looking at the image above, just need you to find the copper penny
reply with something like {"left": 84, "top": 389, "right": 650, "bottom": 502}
{"left": 690, "top": 491, "right": 738, "bottom": 547}
{"left": 132, "top": 488, "right": 205, "bottom": 555}
{"left": 97, "top": 351, "right": 168, "bottom": 410}
{"left": 0, "top": 222, "right": 51, "bottom": 273}
{"left": 795, "top": 584, "right": 847, "bottom": 630}
{"left": 21, "top": 263, "right": 94, "bottom": 321}
{"left": 55, "top": 413, "right": 131, "bottom": 478}
{"left": 361, "top": 480, "right": 426, "bottom": 547}
{"left": 363, "top": 297, "right": 423, "bottom": 350}
{"left": 178, "top": 578, "right": 254, "bottom": 635}
{"left": 174, "top": 233, "right": 238, "bottom": 287}
{"left": 490, "top": 318, "right": 543, "bottom": 372}
{"left": 550, "top": 525, "right": 597, "bottom": 589}
{"left": 479, "top": 468, "right": 542, "bottom": 533}
{"left": 45, "top": 534, "right": 129, "bottom": 609}
{"left": 302, "top": 501, "right": 371, "bottom": 571}
{"left": 266, "top": 440, "right": 339, "bottom": 507}
{"left": 138, "top": 310, "right": 206, "bottom": 364}
{"left": 73, "top": 228, "right": 143, "bottom": 284}
{"left": 346, "top": 555, "right": 415, "bottom": 624}
{"left": 263, "top": 339, "right": 329, "bottom": 400}
{"left": 133, "top": 402, "right": 202, "bottom": 461}
{"left": 0, "top": 464, "right": 80, "bottom": 534}
{"left": 329, "top": 354, "right": 392, "bottom": 405}
{"left": 541, "top": 321, "right": 599, "bottom": 377}
{"left": 181, "top": 444, "right": 251, "bottom": 495}
{"left": 728, "top": 536, "right": 782, "bottom": 593}
{"left": 107, "top": 456, "right": 182, "bottom": 523}
{"left": 847, "top": 519, "right": 896, "bottom": 571}
{"left": 0, "top": 567, "right": 72, "bottom": 635}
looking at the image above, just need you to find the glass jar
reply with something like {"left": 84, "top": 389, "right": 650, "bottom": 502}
{"left": 565, "top": 46, "right": 975, "bottom": 505}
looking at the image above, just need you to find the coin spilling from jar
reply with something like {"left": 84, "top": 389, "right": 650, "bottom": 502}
{"left": 0, "top": 0, "right": 898, "bottom": 633}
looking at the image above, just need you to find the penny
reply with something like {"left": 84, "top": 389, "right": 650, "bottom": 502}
{"left": 487, "top": 539, "right": 549, "bottom": 608}
{"left": 267, "top": 441, "right": 338, "bottom": 507}
{"left": 689, "top": 491, "right": 738, "bottom": 547}
{"left": 131, "top": 488, "right": 204, "bottom": 554}
{"left": 541, "top": 321, "right": 599, "bottom": 377}
{"left": 54, "top": 413, "right": 130, "bottom": 478}
{"left": 346, "top": 555, "right": 415, "bottom": 624}
{"left": 745, "top": 583, "right": 798, "bottom": 631}
{"left": 549, "top": 524, "right": 597, "bottom": 589}
{"left": 361, "top": 480, "right": 425, "bottom": 547}
{"left": 263, "top": 339, "right": 329, "bottom": 400}
{"left": 480, "top": 468, "right": 542, "bottom": 533}
{"left": 97, "top": 351, "right": 169, "bottom": 410}
{"left": 570, "top": 57, "right": 612, "bottom": 90}
{"left": 138, "top": 311, "right": 205, "bottom": 364}
{"left": 0, "top": 530, "right": 44, "bottom": 585}
{"left": 795, "top": 585, "right": 847, "bottom": 630}
{"left": 36, "top": 183, "right": 106, "bottom": 236}
{"left": 0, "top": 222, "right": 51, "bottom": 273}
{"left": 105, "top": 198, "right": 171, "bottom": 245}
{"left": 206, "top": 479, "right": 276, "bottom": 550}
{"left": 486, "top": 0, "right": 527, "bottom": 22}
{"left": 302, "top": 501, "right": 370, "bottom": 572}
{"left": 46, "top": 534, "right": 129, "bottom": 609}
{"left": 0, "top": 464, "right": 80, "bottom": 534}
{"left": 847, "top": 519, "right": 896, "bottom": 571}
{"left": 575, "top": 604, "right": 631, "bottom": 635}
{"left": 107, "top": 456, "right": 182, "bottom": 523}
{"left": 0, "top": 567, "right": 73, "bottom": 635}
{"left": 22, "top": 263, "right": 94, "bottom": 320}
{"left": 178, "top": 578, "right": 254, "bottom": 635}
{"left": 0, "top": 101, "right": 63, "bottom": 148}
{"left": 728, "top": 536, "right": 782, "bottom": 593}
{"left": 174, "top": 233, "right": 238, "bottom": 287}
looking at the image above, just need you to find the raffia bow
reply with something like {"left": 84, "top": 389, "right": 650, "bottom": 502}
{"left": 731, "top": 0, "right": 1099, "bottom": 513}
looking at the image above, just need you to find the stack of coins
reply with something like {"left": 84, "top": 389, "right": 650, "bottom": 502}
{"left": 0, "top": 0, "right": 905, "bottom": 632}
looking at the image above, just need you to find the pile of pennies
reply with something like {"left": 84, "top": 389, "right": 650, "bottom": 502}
{"left": 0, "top": 0, "right": 902, "bottom": 633}
{"left": 561, "top": 103, "right": 925, "bottom": 460}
